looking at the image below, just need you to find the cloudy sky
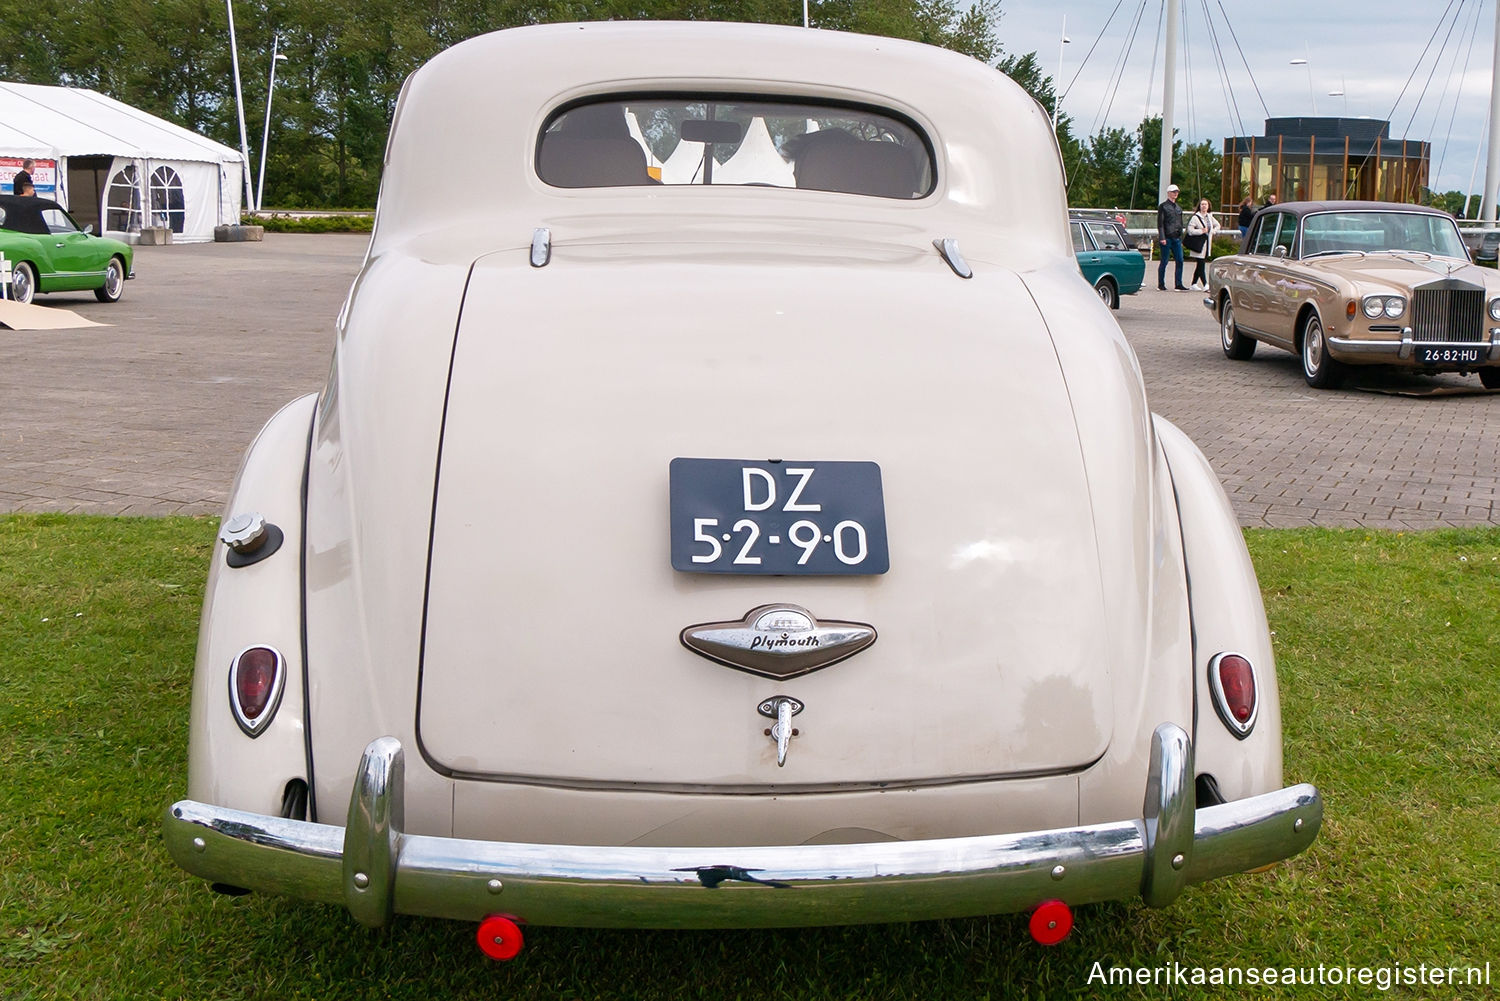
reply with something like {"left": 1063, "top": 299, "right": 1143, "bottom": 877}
{"left": 991, "top": 0, "right": 1496, "bottom": 195}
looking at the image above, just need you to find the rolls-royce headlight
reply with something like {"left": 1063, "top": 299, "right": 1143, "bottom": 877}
{"left": 1362, "top": 296, "right": 1385, "bottom": 319}
{"left": 1383, "top": 296, "right": 1405, "bottom": 318}
{"left": 1489, "top": 298, "right": 1500, "bottom": 321}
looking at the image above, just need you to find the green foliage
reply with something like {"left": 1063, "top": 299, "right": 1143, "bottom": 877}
{"left": 1421, "top": 187, "right": 1474, "bottom": 218}
{"left": 1063, "top": 117, "right": 1224, "bottom": 211}
{"left": 1210, "top": 234, "right": 1241, "bottom": 257}
{"left": 0, "top": 0, "right": 1006, "bottom": 210}
{"left": 255, "top": 213, "right": 373, "bottom": 232}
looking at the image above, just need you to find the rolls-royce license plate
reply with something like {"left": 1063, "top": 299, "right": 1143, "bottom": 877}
{"left": 670, "top": 458, "right": 889, "bottom": 575}
{"left": 1417, "top": 346, "right": 1482, "bottom": 364}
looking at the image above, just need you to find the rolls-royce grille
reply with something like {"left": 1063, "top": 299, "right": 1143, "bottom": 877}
{"left": 1411, "top": 287, "right": 1485, "bottom": 343}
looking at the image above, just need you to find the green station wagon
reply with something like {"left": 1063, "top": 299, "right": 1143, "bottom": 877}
{"left": 1071, "top": 215, "right": 1144, "bottom": 309}
{"left": 0, "top": 195, "right": 133, "bottom": 305}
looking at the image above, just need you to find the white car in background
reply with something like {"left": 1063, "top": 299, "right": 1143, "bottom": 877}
{"left": 163, "top": 21, "right": 1320, "bottom": 959}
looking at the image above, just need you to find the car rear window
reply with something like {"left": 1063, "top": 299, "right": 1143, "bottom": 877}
{"left": 537, "top": 96, "right": 934, "bottom": 199}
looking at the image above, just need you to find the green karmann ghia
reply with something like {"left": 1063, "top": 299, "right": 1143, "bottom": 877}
{"left": 0, "top": 195, "right": 134, "bottom": 305}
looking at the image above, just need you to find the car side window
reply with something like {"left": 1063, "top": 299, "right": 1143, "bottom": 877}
{"left": 1274, "top": 215, "right": 1296, "bottom": 256}
{"left": 42, "top": 208, "right": 79, "bottom": 235}
{"left": 1070, "top": 222, "right": 1089, "bottom": 252}
{"left": 1086, "top": 222, "right": 1127, "bottom": 250}
{"left": 1252, "top": 215, "right": 1278, "bottom": 256}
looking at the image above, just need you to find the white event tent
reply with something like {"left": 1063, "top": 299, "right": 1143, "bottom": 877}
{"left": 0, "top": 82, "right": 245, "bottom": 243}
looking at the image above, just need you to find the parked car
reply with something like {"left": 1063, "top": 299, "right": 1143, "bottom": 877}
{"left": 1070, "top": 213, "right": 1145, "bottom": 308}
{"left": 1457, "top": 224, "right": 1499, "bottom": 263}
{"left": 1207, "top": 200, "right": 1500, "bottom": 389}
{"left": 0, "top": 195, "right": 132, "bottom": 304}
{"left": 162, "top": 21, "right": 1321, "bottom": 958}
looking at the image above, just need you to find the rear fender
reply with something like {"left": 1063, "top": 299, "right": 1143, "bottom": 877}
{"left": 1153, "top": 415, "right": 1283, "bottom": 801}
{"left": 186, "top": 394, "right": 317, "bottom": 816}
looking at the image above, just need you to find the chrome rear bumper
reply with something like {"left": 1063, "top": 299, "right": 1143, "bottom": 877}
{"left": 162, "top": 724, "right": 1321, "bottom": 929}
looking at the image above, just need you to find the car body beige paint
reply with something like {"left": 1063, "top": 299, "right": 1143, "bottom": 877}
{"left": 190, "top": 22, "right": 1280, "bottom": 853}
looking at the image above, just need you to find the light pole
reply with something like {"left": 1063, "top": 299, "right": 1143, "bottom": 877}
{"left": 1052, "top": 17, "right": 1071, "bottom": 132}
{"left": 225, "top": 0, "right": 254, "bottom": 214}
{"left": 1290, "top": 51, "right": 1317, "bottom": 115}
{"left": 256, "top": 40, "right": 288, "bottom": 212}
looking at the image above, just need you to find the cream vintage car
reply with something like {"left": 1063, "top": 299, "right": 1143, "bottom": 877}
{"left": 162, "top": 21, "right": 1320, "bottom": 958}
{"left": 1208, "top": 200, "right": 1500, "bottom": 389}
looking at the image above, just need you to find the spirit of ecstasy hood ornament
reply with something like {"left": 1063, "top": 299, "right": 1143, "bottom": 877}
{"left": 680, "top": 604, "right": 877, "bottom": 679}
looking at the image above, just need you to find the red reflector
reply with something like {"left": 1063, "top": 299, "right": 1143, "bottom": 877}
{"left": 477, "top": 914, "right": 525, "bottom": 960}
{"left": 1029, "top": 899, "right": 1073, "bottom": 946}
{"left": 235, "top": 647, "right": 279, "bottom": 719}
{"left": 1216, "top": 654, "right": 1256, "bottom": 725}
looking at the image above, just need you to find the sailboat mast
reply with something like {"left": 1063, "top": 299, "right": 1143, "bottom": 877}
{"left": 1481, "top": 0, "right": 1500, "bottom": 220}
{"left": 1158, "top": 0, "right": 1181, "bottom": 203}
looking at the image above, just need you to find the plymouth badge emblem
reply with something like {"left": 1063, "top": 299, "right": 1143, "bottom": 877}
{"left": 680, "top": 604, "right": 876, "bottom": 679}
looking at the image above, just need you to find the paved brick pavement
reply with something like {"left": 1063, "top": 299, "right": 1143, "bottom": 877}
{"left": 1, "top": 234, "right": 356, "bottom": 516}
{"left": 2, "top": 234, "right": 1497, "bottom": 527}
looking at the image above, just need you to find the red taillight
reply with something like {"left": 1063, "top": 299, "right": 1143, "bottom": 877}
{"left": 229, "top": 646, "right": 284, "bottom": 736}
{"left": 1210, "top": 652, "right": 1258, "bottom": 738}
{"left": 236, "top": 648, "right": 277, "bottom": 718}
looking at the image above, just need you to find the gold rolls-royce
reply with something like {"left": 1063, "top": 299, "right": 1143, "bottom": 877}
{"left": 1206, "top": 200, "right": 1500, "bottom": 389}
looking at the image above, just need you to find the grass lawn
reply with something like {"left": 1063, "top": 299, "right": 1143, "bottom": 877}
{"left": 2, "top": 515, "right": 1497, "bottom": 999}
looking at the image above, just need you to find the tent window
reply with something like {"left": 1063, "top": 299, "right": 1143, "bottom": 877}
{"left": 106, "top": 164, "right": 142, "bottom": 233}
{"left": 149, "top": 165, "right": 186, "bottom": 233}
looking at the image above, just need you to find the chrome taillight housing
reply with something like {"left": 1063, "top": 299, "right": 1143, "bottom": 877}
{"left": 1208, "top": 652, "right": 1258, "bottom": 739}
{"left": 228, "top": 645, "right": 286, "bottom": 737}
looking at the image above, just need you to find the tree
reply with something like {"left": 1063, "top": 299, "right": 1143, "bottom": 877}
{"left": 1422, "top": 188, "right": 1470, "bottom": 218}
{"left": 1082, "top": 127, "right": 1137, "bottom": 209}
{"left": 1175, "top": 138, "right": 1223, "bottom": 208}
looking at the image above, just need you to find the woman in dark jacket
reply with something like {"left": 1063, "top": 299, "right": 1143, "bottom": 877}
{"left": 1236, "top": 197, "right": 1254, "bottom": 239}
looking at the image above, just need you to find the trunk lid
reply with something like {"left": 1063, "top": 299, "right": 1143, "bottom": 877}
{"left": 416, "top": 244, "right": 1116, "bottom": 789}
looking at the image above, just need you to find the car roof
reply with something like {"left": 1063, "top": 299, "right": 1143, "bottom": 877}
{"left": 1259, "top": 200, "right": 1454, "bottom": 220}
{"left": 373, "top": 21, "right": 1072, "bottom": 269}
{"left": 0, "top": 195, "right": 62, "bottom": 213}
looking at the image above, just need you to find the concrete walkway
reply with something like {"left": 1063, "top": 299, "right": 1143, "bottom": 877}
{"left": 2, "top": 233, "right": 1497, "bottom": 527}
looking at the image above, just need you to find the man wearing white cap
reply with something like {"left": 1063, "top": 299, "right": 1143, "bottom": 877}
{"left": 1157, "top": 183, "right": 1187, "bottom": 291}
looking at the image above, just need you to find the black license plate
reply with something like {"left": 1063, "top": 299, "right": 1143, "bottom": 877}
{"left": 670, "top": 458, "right": 889, "bottom": 575}
{"left": 1417, "top": 346, "right": 1482, "bottom": 364}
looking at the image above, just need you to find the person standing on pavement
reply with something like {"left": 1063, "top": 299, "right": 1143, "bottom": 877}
{"left": 1237, "top": 196, "right": 1254, "bottom": 239}
{"left": 1157, "top": 183, "right": 1187, "bottom": 291}
{"left": 1186, "top": 198, "right": 1221, "bottom": 291}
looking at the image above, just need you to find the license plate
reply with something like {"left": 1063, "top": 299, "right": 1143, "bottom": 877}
{"left": 1417, "top": 346, "right": 1482, "bottom": 364}
{"left": 670, "top": 458, "right": 889, "bottom": 575}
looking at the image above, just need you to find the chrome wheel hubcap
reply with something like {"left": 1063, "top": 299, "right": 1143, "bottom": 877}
{"left": 1305, "top": 323, "right": 1323, "bottom": 374}
{"left": 1221, "top": 305, "right": 1234, "bottom": 349}
{"left": 105, "top": 263, "right": 121, "bottom": 296}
